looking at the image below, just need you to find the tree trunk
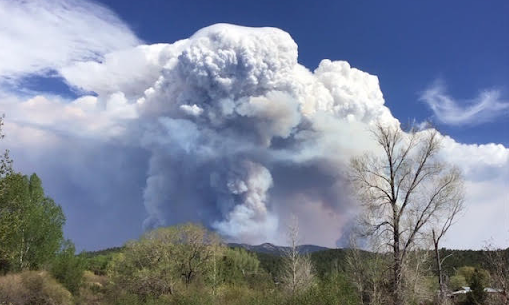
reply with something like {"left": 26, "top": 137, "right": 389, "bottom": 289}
{"left": 393, "top": 258, "right": 403, "bottom": 305}
{"left": 434, "top": 239, "right": 447, "bottom": 304}
{"left": 19, "top": 233, "right": 24, "bottom": 270}
{"left": 393, "top": 225, "right": 403, "bottom": 305}
{"left": 184, "top": 270, "right": 193, "bottom": 288}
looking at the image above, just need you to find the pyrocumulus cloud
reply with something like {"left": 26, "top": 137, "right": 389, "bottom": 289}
{"left": 1, "top": 22, "right": 507, "bottom": 249}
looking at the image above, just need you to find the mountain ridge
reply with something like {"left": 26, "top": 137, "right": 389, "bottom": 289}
{"left": 228, "top": 242, "right": 330, "bottom": 255}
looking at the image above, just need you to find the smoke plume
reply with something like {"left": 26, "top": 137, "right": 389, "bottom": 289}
{"left": 2, "top": 23, "right": 507, "bottom": 248}
{"left": 119, "top": 24, "right": 397, "bottom": 246}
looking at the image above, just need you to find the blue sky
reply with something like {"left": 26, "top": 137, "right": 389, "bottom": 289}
{"left": 1, "top": 0, "right": 508, "bottom": 250}
{"left": 13, "top": 0, "right": 508, "bottom": 145}
{"left": 94, "top": 0, "right": 509, "bottom": 145}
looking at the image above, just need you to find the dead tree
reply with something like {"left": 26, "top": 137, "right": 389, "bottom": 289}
{"left": 350, "top": 123, "right": 464, "bottom": 305}
{"left": 430, "top": 190, "right": 464, "bottom": 304}
{"left": 281, "top": 215, "right": 314, "bottom": 295}
{"left": 484, "top": 243, "right": 509, "bottom": 305}
{"left": 347, "top": 235, "right": 390, "bottom": 305}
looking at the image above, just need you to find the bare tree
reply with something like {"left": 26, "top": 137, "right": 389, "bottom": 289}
{"left": 350, "top": 123, "right": 464, "bottom": 305}
{"left": 403, "top": 247, "right": 434, "bottom": 304}
{"left": 484, "top": 243, "right": 509, "bottom": 305}
{"left": 0, "top": 115, "right": 13, "bottom": 183}
{"left": 347, "top": 235, "right": 390, "bottom": 305}
{"left": 430, "top": 187, "right": 464, "bottom": 304}
{"left": 281, "top": 215, "right": 314, "bottom": 295}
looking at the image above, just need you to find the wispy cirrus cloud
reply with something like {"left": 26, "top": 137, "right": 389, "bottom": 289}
{"left": 0, "top": 0, "right": 141, "bottom": 84}
{"left": 420, "top": 80, "right": 509, "bottom": 126}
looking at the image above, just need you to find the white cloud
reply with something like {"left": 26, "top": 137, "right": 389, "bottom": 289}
{"left": 314, "top": 59, "right": 397, "bottom": 125}
{"left": 440, "top": 136, "right": 509, "bottom": 179}
{"left": 445, "top": 178, "right": 509, "bottom": 249}
{"left": 437, "top": 135, "right": 509, "bottom": 249}
{"left": 0, "top": 92, "right": 135, "bottom": 140}
{"left": 0, "top": 0, "right": 140, "bottom": 83}
{"left": 60, "top": 42, "right": 190, "bottom": 97}
{"left": 420, "top": 80, "right": 509, "bottom": 126}
{"left": 180, "top": 104, "right": 204, "bottom": 117}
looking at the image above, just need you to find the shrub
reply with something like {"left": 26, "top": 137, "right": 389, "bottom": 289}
{"left": 50, "top": 240, "right": 86, "bottom": 295}
{"left": 288, "top": 272, "right": 359, "bottom": 305}
{"left": 212, "top": 285, "right": 284, "bottom": 305}
{"left": 85, "top": 254, "right": 111, "bottom": 275}
{"left": 74, "top": 270, "right": 108, "bottom": 305}
{"left": 0, "top": 271, "right": 72, "bottom": 305}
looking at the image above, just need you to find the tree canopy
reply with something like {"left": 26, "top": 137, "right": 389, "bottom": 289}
{"left": 0, "top": 173, "right": 65, "bottom": 273}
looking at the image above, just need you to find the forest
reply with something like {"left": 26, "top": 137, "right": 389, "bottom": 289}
{"left": 0, "top": 120, "right": 508, "bottom": 305}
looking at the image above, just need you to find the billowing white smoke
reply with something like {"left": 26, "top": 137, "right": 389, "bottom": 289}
{"left": 4, "top": 23, "right": 506, "bottom": 248}
{"left": 100, "top": 24, "right": 397, "bottom": 245}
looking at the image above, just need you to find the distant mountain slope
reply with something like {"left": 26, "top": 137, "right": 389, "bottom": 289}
{"left": 80, "top": 246, "right": 124, "bottom": 258}
{"left": 228, "top": 242, "right": 329, "bottom": 255}
{"left": 79, "top": 243, "right": 508, "bottom": 282}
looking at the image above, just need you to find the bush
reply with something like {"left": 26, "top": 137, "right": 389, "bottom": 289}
{"left": 74, "top": 270, "right": 109, "bottom": 305}
{"left": 0, "top": 271, "right": 72, "bottom": 305}
{"left": 464, "top": 268, "right": 487, "bottom": 305}
{"left": 85, "top": 254, "right": 112, "bottom": 275}
{"left": 288, "top": 272, "right": 359, "bottom": 305}
{"left": 108, "top": 224, "right": 222, "bottom": 299}
{"left": 215, "top": 285, "right": 282, "bottom": 305}
{"left": 50, "top": 240, "right": 86, "bottom": 295}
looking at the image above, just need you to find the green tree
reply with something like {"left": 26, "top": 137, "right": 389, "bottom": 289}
{"left": 109, "top": 223, "right": 222, "bottom": 299}
{"left": 0, "top": 116, "right": 64, "bottom": 273}
{"left": 0, "top": 173, "right": 30, "bottom": 273}
{"left": 17, "top": 173, "right": 65, "bottom": 270}
{"left": 449, "top": 274, "right": 468, "bottom": 291}
{"left": 50, "top": 240, "right": 86, "bottom": 295}
{"left": 23, "top": 174, "right": 65, "bottom": 269}
{"left": 174, "top": 223, "right": 222, "bottom": 287}
{"left": 109, "top": 233, "right": 180, "bottom": 298}
{"left": 218, "top": 247, "right": 260, "bottom": 286}
{"left": 0, "top": 172, "right": 65, "bottom": 272}
{"left": 465, "top": 269, "right": 487, "bottom": 305}
{"left": 0, "top": 115, "right": 16, "bottom": 272}
{"left": 456, "top": 266, "right": 489, "bottom": 287}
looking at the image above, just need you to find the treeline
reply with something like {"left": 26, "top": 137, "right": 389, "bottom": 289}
{"left": 244, "top": 247, "right": 509, "bottom": 284}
